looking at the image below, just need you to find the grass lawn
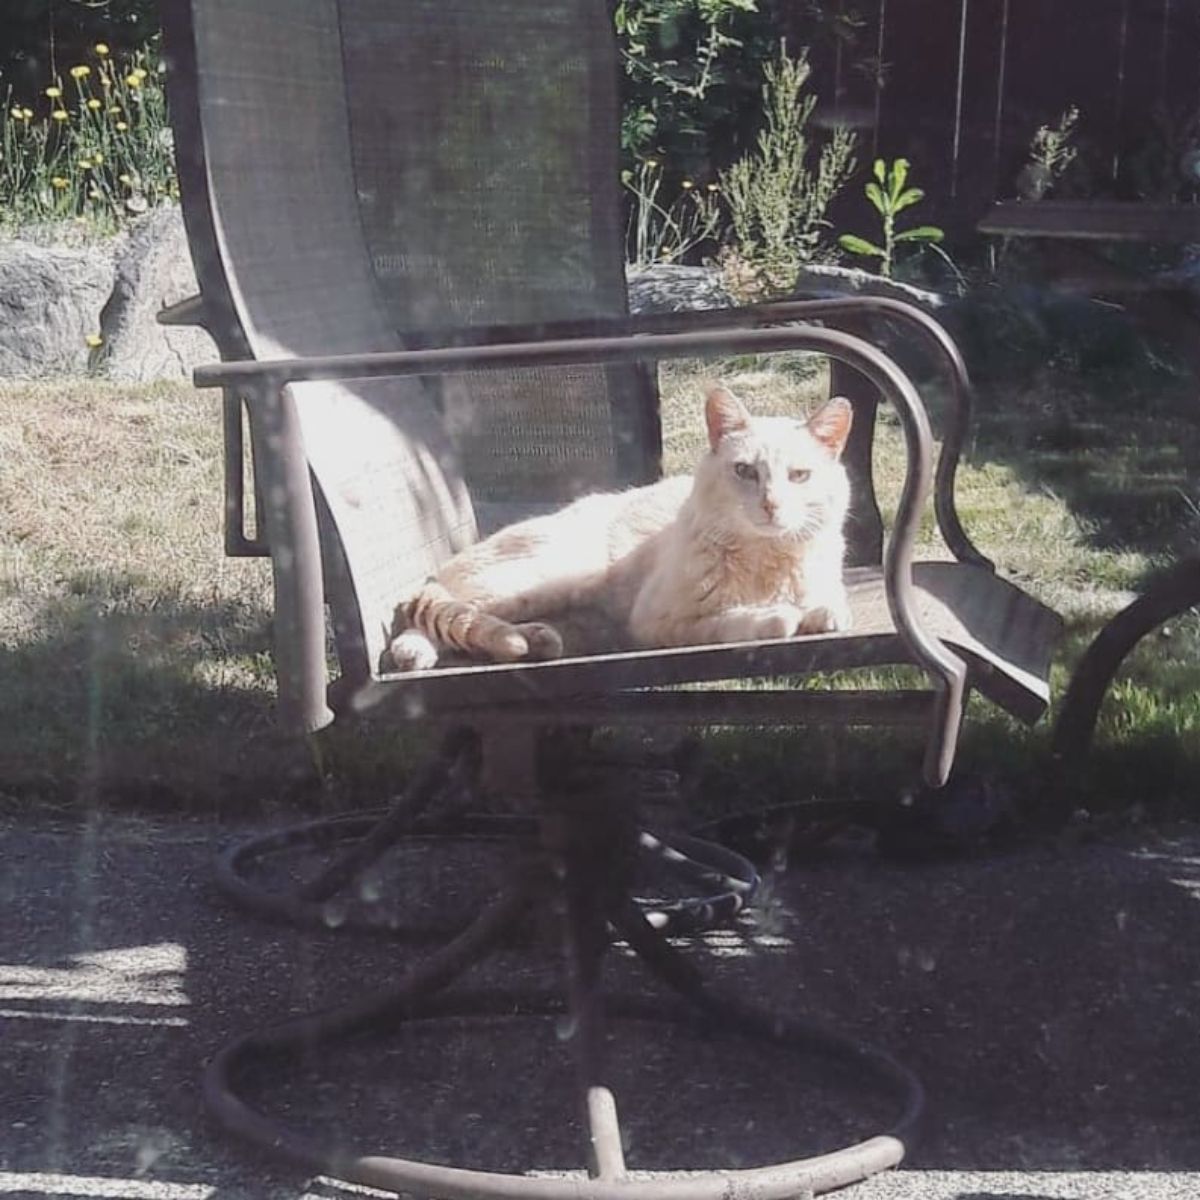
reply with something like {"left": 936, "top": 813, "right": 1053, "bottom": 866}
{"left": 1, "top": 345, "right": 1197, "bottom": 820}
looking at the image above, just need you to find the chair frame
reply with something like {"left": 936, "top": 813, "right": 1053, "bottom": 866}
{"left": 163, "top": 1, "right": 1063, "bottom": 1191}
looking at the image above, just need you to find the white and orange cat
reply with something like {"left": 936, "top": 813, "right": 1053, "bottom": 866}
{"left": 389, "top": 386, "right": 853, "bottom": 671}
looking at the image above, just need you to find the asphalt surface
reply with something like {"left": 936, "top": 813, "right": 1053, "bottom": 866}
{"left": 3, "top": 807, "right": 1200, "bottom": 1200}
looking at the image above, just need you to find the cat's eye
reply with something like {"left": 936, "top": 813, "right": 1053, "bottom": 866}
{"left": 789, "top": 468, "right": 811, "bottom": 484}
{"left": 734, "top": 462, "right": 758, "bottom": 482}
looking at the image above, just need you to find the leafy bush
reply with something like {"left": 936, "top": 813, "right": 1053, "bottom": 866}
{"left": 1, "top": 40, "right": 176, "bottom": 232}
{"left": 717, "top": 47, "right": 856, "bottom": 298}
{"left": 615, "top": 0, "right": 779, "bottom": 180}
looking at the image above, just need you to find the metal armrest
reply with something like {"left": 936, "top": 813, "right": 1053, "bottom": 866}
{"left": 355, "top": 297, "right": 990, "bottom": 569}
{"left": 196, "top": 323, "right": 968, "bottom": 786}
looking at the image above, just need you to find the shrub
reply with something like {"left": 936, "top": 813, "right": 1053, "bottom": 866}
{"left": 718, "top": 46, "right": 856, "bottom": 298}
{"left": 1, "top": 39, "right": 176, "bottom": 233}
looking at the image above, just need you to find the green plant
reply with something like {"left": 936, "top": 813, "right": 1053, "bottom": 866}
{"left": 623, "top": 157, "right": 721, "bottom": 267}
{"left": 1, "top": 39, "right": 176, "bottom": 232}
{"left": 718, "top": 45, "right": 857, "bottom": 298}
{"left": 837, "top": 157, "right": 943, "bottom": 279}
{"left": 1016, "top": 104, "right": 1080, "bottom": 200}
{"left": 614, "top": 0, "right": 774, "bottom": 176}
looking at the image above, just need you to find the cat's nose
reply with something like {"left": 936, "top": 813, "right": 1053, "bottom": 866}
{"left": 761, "top": 496, "right": 779, "bottom": 519}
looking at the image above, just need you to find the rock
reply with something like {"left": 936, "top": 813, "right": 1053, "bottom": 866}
{"left": 0, "top": 239, "right": 114, "bottom": 377}
{"left": 97, "top": 206, "right": 216, "bottom": 383}
{"left": 626, "top": 264, "right": 735, "bottom": 314}
{"left": 626, "top": 261, "right": 946, "bottom": 317}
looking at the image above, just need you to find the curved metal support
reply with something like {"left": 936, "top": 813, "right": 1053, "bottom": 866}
{"left": 353, "top": 296, "right": 992, "bottom": 570}
{"left": 196, "top": 323, "right": 971, "bottom": 787}
{"left": 748, "top": 296, "right": 992, "bottom": 571}
{"left": 1052, "top": 554, "right": 1200, "bottom": 771}
{"left": 205, "top": 850, "right": 919, "bottom": 1200}
{"left": 214, "top": 812, "right": 759, "bottom": 939}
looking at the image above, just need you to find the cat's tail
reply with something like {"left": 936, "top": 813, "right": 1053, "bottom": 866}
{"left": 400, "top": 580, "right": 562, "bottom": 667}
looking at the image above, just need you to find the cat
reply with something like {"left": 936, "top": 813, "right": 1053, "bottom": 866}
{"left": 388, "top": 385, "right": 853, "bottom": 671}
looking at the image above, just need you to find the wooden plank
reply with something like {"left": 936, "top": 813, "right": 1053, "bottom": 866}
{"left": 978, "top": 199, "right": 1200, "bottom": 241}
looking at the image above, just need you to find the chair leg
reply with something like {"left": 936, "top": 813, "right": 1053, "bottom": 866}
{"left": 203, "top": 768, "right": 924, "bottom": 1200}
{"left": 213, "top": 724, "right": 758, "bottom": 938}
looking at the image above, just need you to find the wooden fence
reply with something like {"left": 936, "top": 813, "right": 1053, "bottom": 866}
{"left": 785, "top": 0, "right": 1200, "bottom": 229}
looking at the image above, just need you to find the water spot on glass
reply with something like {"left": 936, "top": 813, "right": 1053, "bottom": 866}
{"left": 555, "top": 1014, "right": 577, "bottom": 1041}
{"left": 358, "top": 868, "right": 384, "bottom": 904}
{"left": 322, "top": 898, "right": 349, "bottom": 928}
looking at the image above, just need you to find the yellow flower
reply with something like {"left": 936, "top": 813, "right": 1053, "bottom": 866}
{"left": 79, "top": 156, "right": 93, "bottom": 168}
{"left": 118, "top": 173, "right": 132, "bottom": 185}
{"left": 87, "top": 98, "right": 102, "bottom": 110}
{"left": 70, "top": 65, "right": 91, "bottom": 79}
{"left": 706, "top": 183, "right": 719, "bottom": 192}
{"left": 52, "top": 109, "right": 69, "bottom": 121}
{"left": 10, "top": 107, "right": 23, "bottom": 120}
{"left": 109, "top": 105, "right": 121, "bottom": 114}
{"left": 125, "top": 74, "right": 142, "bottom": 88}
{"left": 51, "top": 176, "right": 69, "bottom": 189}
{"left": 95, "top": 43, "right": 110, "bottom": 56}
{"left": 92, "top": 151, "right": 104, "bottom": 164}
{"left": 85, "top": 333, "right": 103, "bottom": 348}
{"left": 644, "top": 158, "right": 659, "bottom": 169}
{"left": 22, "top": 108, "right": 34, "bottom": 120}
{"left": 132, "top": 67, "right": 148, "bottom": 81}
{"left": 45, "top": 86, "right": 62, "bottom": 98}
{"left": 681, "top": 179, "right": 695, "bottom": 190}
{"left": 115, "top": 120, "right": 128, "bottom": 131}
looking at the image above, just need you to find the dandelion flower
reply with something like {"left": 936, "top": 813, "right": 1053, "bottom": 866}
{"left": 10, "top": 107, "right": 23, "bottom": 120}
{"left": 95, "top": 43, "right": 110, "bottom": 56}
{"left": 681, "top": 179, "right": 694, "bottom": 190}
{"left": 87, "top": 98, "right": 102, "bottom": 110}
{"left": 644, "top": 158, "right": 659, "bottom": 169}
{"left": 132, "top": 67, "right": 148, "bottom": 81}
{"left": 115, "top": 120, "right": 128, "bottom": 131}
{"left": 706, "top": 183, "right": 719, "bottom": 192}
{"left": 45, "top": 86, "right": 62, "bottom": 98}
{"left": 118, "top": 173, "right": 133, "bottom": 185}
{"left": 70, "top": 65, "right": 91, "bottom": 79}
{"left": 92, "top": 151, "right": 104, "bottom": 163}
{"left": 109, "top": 105, "right": 121, "bottom": 114}
{"left": 126, "top": 74, "right": 142, "bottom": 88}
{"left": 79, "top": 156, "right": 93, "bottom": 168}
{"left": 22, "top": 108, "right": 34, "bottom": 120}
{"left": 51, "top": 176, "right": 69, "bottom": 189}
{"left": 85, "top": 333, "right": 103, "bottom": 348}
{"left": 52, "top": 109, "right": 69, "bottom": 121}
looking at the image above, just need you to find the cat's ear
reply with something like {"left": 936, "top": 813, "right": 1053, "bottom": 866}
{"left": 705, "top": 386, "right": 750, "bottom": 450}
{"left": 807, "top": 396, "right": 853, "bottom": 458}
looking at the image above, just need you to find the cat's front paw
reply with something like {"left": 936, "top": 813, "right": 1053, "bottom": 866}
{"left": 515, "top": 622, "right": 564, "bottom": 661}
{"left": 389, "top": 629, "right": 439, "bottom": 672}
{"left": 745, "top": 603, "right": 805, "bottom": 641}
{"left": 797, "top": 599, "right": 852, "bottom": 635}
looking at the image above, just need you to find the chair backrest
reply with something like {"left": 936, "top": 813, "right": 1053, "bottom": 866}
{"left": 164, "top": 0, "right": 660, "bottom": 720}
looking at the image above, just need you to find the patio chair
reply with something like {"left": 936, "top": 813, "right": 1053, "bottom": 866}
{"left": 162, "top": 0, "right": 1061, "bottom": 1194}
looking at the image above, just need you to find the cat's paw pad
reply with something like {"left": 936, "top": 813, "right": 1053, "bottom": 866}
{"left": 750, "top": 604, "right": 805, "bottom": 640}
{"left": 389, "top": 630, "right": 439, "bottom": 672}
{"left": 516, "top": 622, "right": 564, "bottom": 661}
{"left": 797, "top": 602, "right": 852, "bottom": 635}
{"left": 489, "top": 630, "right": 531, "bottom": 662}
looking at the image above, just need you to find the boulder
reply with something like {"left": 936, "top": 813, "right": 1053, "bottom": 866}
{"left": 97, "top": 206, "right": 216, "bottom": 383}
{"left": 0, "top": 239, "right": 114, "bottom": 377}
{"left": 626, "top": 264, "right": 734, "bottom": 315}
